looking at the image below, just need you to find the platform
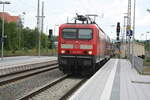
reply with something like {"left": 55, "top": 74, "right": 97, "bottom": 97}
{"left": 69, "top": 59, "right": 150, "bottom": 100}
{"left": 0, "top": 56, "right": 57, "bottom": 76}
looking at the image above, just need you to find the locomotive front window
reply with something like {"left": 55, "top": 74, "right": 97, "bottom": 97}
{"left": 62, "top": 28, "right": 92, "bottom": 39}
{"left": 62, "top": 29, "right": 77, "bottom": 39}
{"left": 78, "top": 29, "right": 92, "bottom": 39}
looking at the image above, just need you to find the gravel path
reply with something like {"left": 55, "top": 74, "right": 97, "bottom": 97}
{"left": 0, "top": 69, "right": 64, "bottom": 100}
{"left": 30, "top": 78, "right": 83, "bottom": 100}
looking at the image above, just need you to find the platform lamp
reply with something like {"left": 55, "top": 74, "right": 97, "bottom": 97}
{"left": 146, "top": 9, "right": 150, "bottom": 53}
{"left": 0, "top": 1, "right": 11, "bottom": 60}
{"left": 146, "top": 32, "right": 150, "bottom": 51}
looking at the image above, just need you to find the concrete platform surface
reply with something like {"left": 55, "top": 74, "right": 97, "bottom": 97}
{"left": 69, "top": 59, "right": 150, "bottom": 100}
{"left": 0, "top": 56, "right": 57, "bottom": 68}
{"left": 0, "top": 56, "right": 57, "bottom": 76}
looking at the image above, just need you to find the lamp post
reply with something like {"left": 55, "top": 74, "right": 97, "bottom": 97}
{"left": 141, "top": 33, "right": 144, "bottom": 41}
{"left": 132, "top": 0, "right": 136, "bottom": 68}
{"left": 110, "top": 25, "right": 115, "bottom": 40}
{"left": 147, "top": 9, "right": 150, "bottom": 42}
{"left": 18, "top": 12, "right": 25, "bottom": 50}
{"left": 146, "top": 32, "right": 149, "bottom": 41}
{"left": 0, "top": 1, "right": 11, "bottom": 60}
{"left": 146, "top": 32, "right": 149, "bottom": 51}
{"left": 54, "top": 24, "right": 59, "bottom": 37}
{"left": 123, "top": 15, "right": 128, "bottom": 58}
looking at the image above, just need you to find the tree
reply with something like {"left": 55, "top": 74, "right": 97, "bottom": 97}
{"left": 5, "top": 22, "right": 18, "bottom": 52}
{"left": 0, "top": 17, "right": 49, "bottom": 55}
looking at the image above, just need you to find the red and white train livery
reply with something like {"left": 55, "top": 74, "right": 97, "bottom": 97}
{"left": 57, "top": 14, "right": 112, "bottom": 74}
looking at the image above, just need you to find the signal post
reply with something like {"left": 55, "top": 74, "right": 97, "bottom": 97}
{"left": 116, "top": 22, "right": 121, "bottom": 58}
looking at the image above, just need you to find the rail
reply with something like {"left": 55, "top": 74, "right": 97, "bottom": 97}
{"left": 0, "top": 60, "right": 57, "bottom": 77}
{"left": 0, "top": 63, "right": 58, "bottom": 86}
{"left": 18, "top": 75, "right": 68, "bottom": 100}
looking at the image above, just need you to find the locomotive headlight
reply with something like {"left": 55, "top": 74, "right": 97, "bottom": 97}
{"left": 88, "top": 51, "right": 92, "bottom": 55}
{"left": 61, "top": 50, "right": 65, "bottom": 54}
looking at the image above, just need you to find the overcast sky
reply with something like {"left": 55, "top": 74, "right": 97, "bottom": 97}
{"left": 1, "top": 0, "right": 150, "bottom": 40}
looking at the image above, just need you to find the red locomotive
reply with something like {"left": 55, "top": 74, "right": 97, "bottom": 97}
{"left": 58, "top": 14, "right": 112, "bottom": 75}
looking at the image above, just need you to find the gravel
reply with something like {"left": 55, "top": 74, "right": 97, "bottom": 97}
{"left": 0, "top": 69, "right": 64, "bottom": 100}
{"left": 30, "top": 77, "right": 83, "bottom": 100}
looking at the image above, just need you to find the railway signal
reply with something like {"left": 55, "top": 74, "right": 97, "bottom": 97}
{"left": 116, "top": 22, "right": 120, "bottom": 34}
{"left": 49, "top": 29, "right": 53, "bottom": 39}
{"left": 117, "top": 37, "right": 119, "bottom": 41}
{"left": 48, "top": 29, "right": 53, "bottom": 49}
{"left": 116, "top": 22, "right": 120, "bottom": 40}
{"left": 116, "top": 22, "right": 121, "bottom": 58}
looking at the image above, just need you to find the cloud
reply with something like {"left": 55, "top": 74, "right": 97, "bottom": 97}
{"left": 136, "top": 15, "right": 150, "bottom": 26}
{"left": 4, "top": 0, "right": 150, "bottom": 40}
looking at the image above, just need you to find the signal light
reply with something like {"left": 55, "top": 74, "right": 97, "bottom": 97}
{"left": 49, "top": 29, "right": 53, "bottom": 39}
{"left": 117, "top": 37, "right": 119, "bottom": 41}
{"left": 116, "top": 22, "right": 120, "bottom": 36}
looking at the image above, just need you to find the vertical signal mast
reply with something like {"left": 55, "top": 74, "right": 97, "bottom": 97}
{"left": 127, "top": 0, "right": 132, "bottom": 58}
{"left": 127, "top": 0, "right": 131, "bottom": 31}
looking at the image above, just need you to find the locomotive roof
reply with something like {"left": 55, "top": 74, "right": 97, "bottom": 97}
{"left": 60, "top": 23, "right": 110, "bottom": 40}
{"left": 60, "top": 23, "right": 105, "bottom": 33}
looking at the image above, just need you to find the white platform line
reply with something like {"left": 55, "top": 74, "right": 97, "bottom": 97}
{"left": 99, "top": 59, "right": 119, "bottom": 100}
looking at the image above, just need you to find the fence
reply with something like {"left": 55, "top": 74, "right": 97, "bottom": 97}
{"left": 133, "top": 56, "right": 144, "bottom": 74}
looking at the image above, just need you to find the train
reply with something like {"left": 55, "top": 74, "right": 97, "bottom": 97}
{"left": 57, "top": 14, "right": 112, "bottom": 75}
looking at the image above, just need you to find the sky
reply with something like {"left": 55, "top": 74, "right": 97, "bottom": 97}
{"left": 1, "top": 0, "right": 150, "bottom": 40}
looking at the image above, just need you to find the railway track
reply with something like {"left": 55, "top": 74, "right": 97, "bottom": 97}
{"left": 0, "top": 61, "right": 58, "bottom": 86}
{"left": 19, "top": 75, "right": 87, "bottom": 100}
{"left": 0, "top": 59, "right": 108, "bottom": 100}
{"left": 60, "top": 78, "right": 87, "bottom": 100}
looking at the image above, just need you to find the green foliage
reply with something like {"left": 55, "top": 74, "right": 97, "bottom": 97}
{"left": 144, "top": 40, "right": 150, "bottom": 51}
{"left": 144, "top": 57, "right": 150, "bottom": 66}
{"left": 5, "top": 22, "right": 18, "bottom": 51}
{"left": 145, "top": 57, "right": 150, "bottom": 62}
{"left": 0, "top": 18, "right": 49, "bottom": 55}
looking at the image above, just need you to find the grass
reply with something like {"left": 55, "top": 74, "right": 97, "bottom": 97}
{"left": 1, "top": 48, "right": 57, "bottom": 57}
{"left": 144, "top": 62, "right": 150, "bottom": 66}
{"left": 144, "top": 57, "right": 150, "bottom": 66}
{"left": 144, "top": 67, "right": 150, "bottom": 72}
{"left": 143, "top": 57, "right": 150, "bottom": 73}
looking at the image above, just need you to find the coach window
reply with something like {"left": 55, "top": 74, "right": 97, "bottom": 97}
{"left": 78, "top": 29, "right": 92, "bottom": 39}
{"left": 62, "top": 29, "right": 77, "bottom": 39}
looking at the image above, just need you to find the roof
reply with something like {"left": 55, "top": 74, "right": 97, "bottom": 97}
{"left": 0, "top": 12, "right": 19, "bottom": 23}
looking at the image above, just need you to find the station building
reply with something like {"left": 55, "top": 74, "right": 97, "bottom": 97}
{"left": 0, "top": 12, "right": 20, "bottom": 23}
{"left": 121, "top": 42, "right": 145, "bottom": 58}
